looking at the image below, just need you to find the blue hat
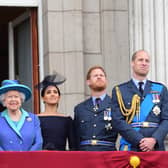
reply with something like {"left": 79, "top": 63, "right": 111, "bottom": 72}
{"left": 0, "top": 80, "right": 32, "bottom": 101}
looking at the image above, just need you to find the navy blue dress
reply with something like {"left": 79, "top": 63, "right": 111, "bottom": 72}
{"left": 39, "top": 116, "right": 76, "bottom": 151}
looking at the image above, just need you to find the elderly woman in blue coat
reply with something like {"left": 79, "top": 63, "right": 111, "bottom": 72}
{"left": 0, "top": 80, "right": 43, "bottom": 151}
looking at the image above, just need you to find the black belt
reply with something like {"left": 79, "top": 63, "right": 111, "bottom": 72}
{"left": 80, "top": 140, "right": 114, "bottom": 146}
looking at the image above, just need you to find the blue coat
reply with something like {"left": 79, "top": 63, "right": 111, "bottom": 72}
{"left": 74, "top": 94, "right": 118, "bottom": 151}
{"left": 111, "top": 80, "right": 168, "bottom": 151}
{"left": 0, "top": 109, "right": 43, "bottom": 151}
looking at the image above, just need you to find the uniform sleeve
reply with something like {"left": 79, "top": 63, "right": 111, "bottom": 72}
{"left": 67, "top": 117, "right": 76, "bottom": 150}
{"left": 0, "top": 146, "right": 4, "bottom": 151}
{"left": 151, "top": 85, "right": 168, "bottom": 147}
{"left": 73, "top": 106, "right": 81, "bottom": 150}
{"left": 111, "top": 86, "right": 144, "bottom": 148}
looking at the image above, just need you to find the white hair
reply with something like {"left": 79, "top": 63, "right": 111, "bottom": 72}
{"left": 0, "top": 91, "right": 26, "bottom": 107}
{"left": 0, "top": 94, "right": 5, "bottom": 106}
{"left": 20, "top": 92, "right": 26, "bottom": 102}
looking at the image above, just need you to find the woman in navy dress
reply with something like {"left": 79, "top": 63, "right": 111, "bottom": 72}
{"left": 37, "top": 73, "right": 76, "bottom": 150}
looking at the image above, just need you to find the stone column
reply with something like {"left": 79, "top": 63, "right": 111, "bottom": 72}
{"left": 129, "top": 0, "right": 168, "bottom": 84}
{"left": 129, "top": 0, "right": 168, "bottom": 150}
{"left": 42, "top": 0, "right": 84, "bottom": 116}
{"left": 82, "top": 0, "right": 102, "bottom": 96}
{"left": 83, "top": 0, "right": 130, "bottom": 95}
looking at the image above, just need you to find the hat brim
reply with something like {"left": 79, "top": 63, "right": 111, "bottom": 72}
{"left": 0, "top": 84, "right": 32, "bottom": 101}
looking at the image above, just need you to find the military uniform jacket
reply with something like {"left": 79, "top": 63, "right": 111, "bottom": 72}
{"left": 74, "top": 94, "right": 117, "bottom": 151}
{"left": 111, "top": 79, "right": 168, "bottom": 151}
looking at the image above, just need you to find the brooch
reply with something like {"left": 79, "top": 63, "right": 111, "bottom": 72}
{"left": 26, "top": 117, "right": 32, "bottom": 122}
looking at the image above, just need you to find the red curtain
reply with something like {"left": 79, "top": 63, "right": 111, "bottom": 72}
{"left": 0, "top": 151, "right": 167, "bottom": 168}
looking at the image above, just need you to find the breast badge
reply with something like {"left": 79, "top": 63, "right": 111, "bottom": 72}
{"left": 105, "top": 123, "right": 112, "bottom": 131}
{"left": 152, "top": 105, "right": 161, "bottom": 116}
{"left": 151, "top": 90, "right": 161, "bottom": 116}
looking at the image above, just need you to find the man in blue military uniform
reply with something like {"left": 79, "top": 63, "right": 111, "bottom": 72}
{"left": 112, "top": 50, "right": 168, "bottom": 151}
{"left": 74, "top": 65, "right": 118, "bottom": 151}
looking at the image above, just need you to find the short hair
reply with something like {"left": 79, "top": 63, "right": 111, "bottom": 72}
{"left": 20, "top": 92, "right": 26, "bottom": 102}
{"left": 131, "top": 49, "right": 149, "bottom": 61}
{"left": 0, "top": 94, "right": 6, "bottom": 106}
{"left": 86, "top": 65, "right": 107, "bottom": 80}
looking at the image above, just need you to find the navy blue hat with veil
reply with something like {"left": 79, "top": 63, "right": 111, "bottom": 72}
{"left": 36, "top": 72, "right": 66, "bottom": 97}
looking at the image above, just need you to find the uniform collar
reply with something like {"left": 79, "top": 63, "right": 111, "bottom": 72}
{"left": 92, "top": 93, "right": 106, "bottom": 105}
{"left": 132, "top": 78, "right": 147, "bottom": 90}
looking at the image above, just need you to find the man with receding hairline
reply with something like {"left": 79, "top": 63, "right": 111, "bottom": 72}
{"left": 112, "top": 50, "right": 168, "bottom": 151}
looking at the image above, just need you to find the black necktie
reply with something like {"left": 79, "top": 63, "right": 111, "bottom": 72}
{"left": 138, "top": 82, "right": 144, "bottom": 95}
{"left": 95, "top": 98, "right": 101, "bottom": 108}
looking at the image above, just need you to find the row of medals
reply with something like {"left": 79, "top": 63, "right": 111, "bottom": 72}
{"left": 92, "top": 92, "right": 160, "bottom": 132}
{"left": 152, "top": 92, "right": 161, "bottom": 116}
{"left": 104, "top": 108, "right": 112, "bottom": 131}
{"left": 93, "top": 105, "right": 112, "bottom": 131}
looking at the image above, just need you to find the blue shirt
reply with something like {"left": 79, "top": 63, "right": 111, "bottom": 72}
{"left": 92, "top": 93, "right": 106, "bottom": 106}
{"left": 132, "top": 78, "right": 147, "bottom": 90}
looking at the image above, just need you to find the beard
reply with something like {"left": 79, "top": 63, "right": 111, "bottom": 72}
{"left": 89, "top": 82, "right": 107, "bottom": 92}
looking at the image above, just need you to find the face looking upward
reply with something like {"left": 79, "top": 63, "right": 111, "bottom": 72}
{"left": 42, "top": 85, "right": 60, "bottom": 105}
{"left": 131, "top": 50, "right": 150, "bottom": 80}
{"left": 87, "top": 68, "right": 107, "bottom": 92}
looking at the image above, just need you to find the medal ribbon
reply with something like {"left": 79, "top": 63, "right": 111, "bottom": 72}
{"left": 132, "top": 83, "right": 163, "bottom": 130}
{"left": 120, "top": 83, "right": 163, "bottom": 151}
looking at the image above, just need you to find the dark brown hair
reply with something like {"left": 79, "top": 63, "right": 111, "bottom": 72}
{"left": 41, "top": 85, "right": 61, "bottom": 97}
